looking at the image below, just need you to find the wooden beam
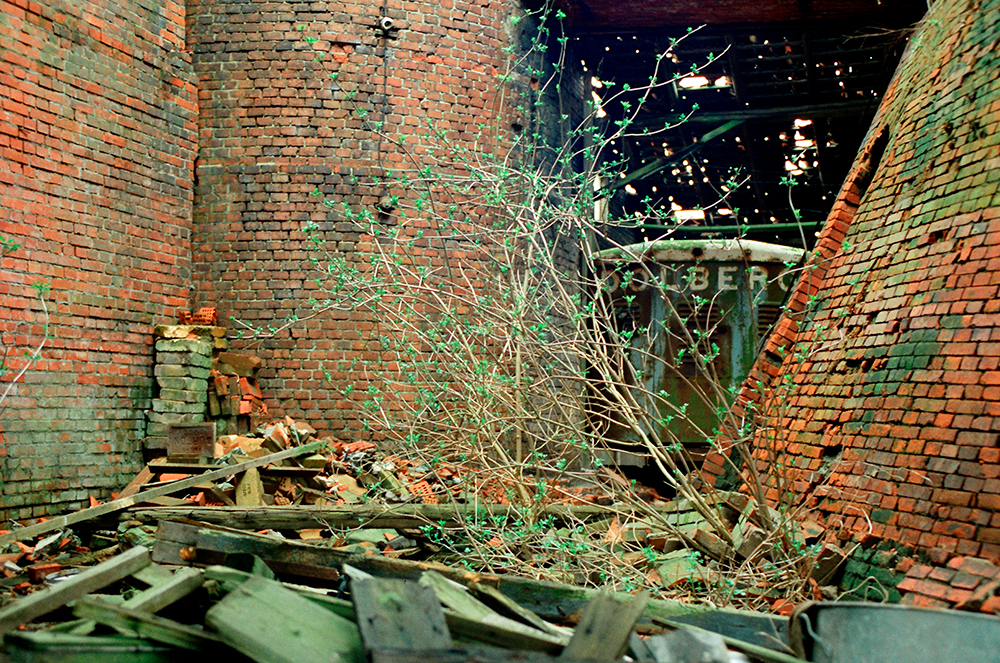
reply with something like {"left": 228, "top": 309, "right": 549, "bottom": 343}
{"left": 560, "top": 592, "right": 649, "bottom": 660}
{"left": 126, "top": 494, "right": 739, "bottom": 530}
{"left": 0, "top": 546, "right": 152, "bottom": 636}
{"left": 604, "top": 120, "right": 744, "bottom": 193}
{"left": 122, "top": 567, "right": 205, "bottom": 613}
{"left": 420, "top": 571, "right": 568, "bottom": 653}
{"left": 638, "top": 99, "right": 877, "bottom": 128}
{"left": 148, "top": 463, "right": 320, "bottom": 478}
{"left": 0, "top": 440, "right": 327, "bottom": 548}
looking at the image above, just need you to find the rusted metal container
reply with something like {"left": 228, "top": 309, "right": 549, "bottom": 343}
{"left": 593, "top": 239, "right": 804, "bottom": 464}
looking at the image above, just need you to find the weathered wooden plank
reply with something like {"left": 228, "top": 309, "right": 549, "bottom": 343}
{"left": 206, "top": 575, "right": 365, "bottom": 663}
{"left": 2, "top": 630, "right": 206, "bottom": 663}
{"left": 122, "top": 567, "right": 205, "bottom": 613}
{"left": 60, "top": 563, "right": 204, "bottom": 637}
{"left": 560, "top": 591, "right": 649, "bottom": 661}
{"left": 73, "top": 597, "right": 226, "bottom": 651}
{"left": 420, "top": 571, "right": 568, "bottom": 652}
{"left": 203, "top": 565, "right": 356, "bottom": 621}
{"left": 0, "top": 546, "right": 152, "bottom": 636}
{"left": 127, "top": 501, "right": 726, "bottom": 531}
{"left": 468, "top": 581, "right": 572, "bottom": 639}
{"left": 0, "top": 441, "right": 328, "bottom": 547}
{"left": 149, "top": 463, "right": 320, "bottom": 478}
{"left": 153, "top": 521, "right": 342, "bottom": 583}
{"left": 118, "top": 463, "right": 157, "bottom": 499}
{"left": 131, "top": 563, "right": 179, "bottom": 588}
{"left": 348, "top": 566, "right": 452, "bottom": 652}
{"left": 371, "top": 646, "right": 598, "bottom": 663}
{"left": 491, "top": 573, "right": 787, "bottom": 649}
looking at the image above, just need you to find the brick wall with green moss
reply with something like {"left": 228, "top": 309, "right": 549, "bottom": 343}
{"left": 705, "top": 0, "right": 1000, "bottom": 573}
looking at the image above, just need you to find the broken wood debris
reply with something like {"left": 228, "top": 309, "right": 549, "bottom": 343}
{"left": 0, "top": 440, "right": 327, "bottom": 548}
{"left": 0, "top": 524, "right": 805, "bottom": 663}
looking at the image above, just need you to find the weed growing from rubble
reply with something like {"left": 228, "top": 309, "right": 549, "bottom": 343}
{"left": 232, "top": 2, "right": 855, "bottom": 609}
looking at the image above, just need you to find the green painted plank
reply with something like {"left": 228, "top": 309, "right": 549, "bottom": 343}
{"left": 206, "top": 575, "right": 365, "bottom": 663}
{"left": 560, "top": 591, "right": 649, "bottom": 661}
{"left": 73, "top": 597, "right": 226, "bottom": 651}
{"left": 123, "top": 567, "right": 205, "bottom": 613}
{"left": 419, "top": 571, "right": 568, "bottom": 653}
{"left": 349, "top": 570, "right": 451, "bottom": 651}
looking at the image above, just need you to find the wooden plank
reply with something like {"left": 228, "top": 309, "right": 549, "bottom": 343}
{"left": 153, "top": 521, "right": 342, "bottom": 583}
{"left": 235, "top": 467, "right": 265, "bottom": 507}
{"left": 126, "top": 501, "right": 717, "bottom": 531}
{"left": 419, "top": 571, "right": 567, "bottom": 653}
{"left": 0, "top": 440, "right": 328, "bottom": 547}
{"left": 123, "top": 567, "right": 205, "bottom": 613}
{"left": 203, "top": 565, "right": 356, "bottom": 621}
{"left": 118, "top": 462, "right": 158, "bottom": 499}
{"left": 469, "top": 581, "right": 571, "bottom": 638}
{"left": 0, "top": 546, "right": 152, "bottom": 636}
{"left": 73, "top": 597, "right": 226, "bottom": 651}
{"left": 371, "top": 647, "right": 598, "bottom": 663}
{"left": 560, "top": 592, "right": 649, "bottom": 661}
{"left": 3, "top": 630, "right": 200, "bottom": 663}
{"left": 55, "top": 564, "right": 202, "bottom": 638}
{"left": 150, "top": 463, "right": 320, "bottom": 478}
{"left": 348, "top": 567, "right": 452, "bottom": 651}
{"left": 132, "top": 563, "right": 178, "bottom": 587}
{"left": 206, "top": 575, "right": 365, "bottom": 663}
{"left": 561, "top": 591, "right": 649, "bottom": 661}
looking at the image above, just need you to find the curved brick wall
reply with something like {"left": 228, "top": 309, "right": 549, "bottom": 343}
{"left": 0, "top": 0, "right": 197, "bottom": 517}
{"left": 705, "top": 0, "right": 1000, "bottom": 593}
{"left": 188, "top": 0, "right": 582, "bottom": 438}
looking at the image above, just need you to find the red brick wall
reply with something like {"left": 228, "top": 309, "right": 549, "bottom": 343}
{"left": 705, "top": 0, "right": 1000, "bottom": 584}
{"left": 0, "top": 0, "right": 196, "bottom": 517}
{"left": 188, "top": 0, "right": 580, "bottom": 439}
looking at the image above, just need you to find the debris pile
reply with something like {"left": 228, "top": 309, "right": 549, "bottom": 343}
{"left": 0, "top": 416, "right": 853, "bottom": 620}
{"left": 0, "top": 522, "right": 801, "bottom": 663}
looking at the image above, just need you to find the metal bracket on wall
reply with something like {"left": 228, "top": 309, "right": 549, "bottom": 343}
{"left": 374, "top": 15, "right": 400, "bottom": 39}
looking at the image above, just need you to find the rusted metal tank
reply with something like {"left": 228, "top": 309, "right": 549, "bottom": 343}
{"left": 592, "top": 238, "right": 804, "bottom": 464}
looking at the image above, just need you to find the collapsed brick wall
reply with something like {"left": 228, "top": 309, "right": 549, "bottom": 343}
{"left": 0, "top": 0, "right": 197, "bottom": 518}
{"left": 188, "top": 0, "right": 585, "bottom": 441}
{"left": 705, "top": 0, "right": 1000, "bottom": 591}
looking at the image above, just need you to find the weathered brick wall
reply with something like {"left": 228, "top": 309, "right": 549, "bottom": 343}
{"left": 0, "top": 0, "right": 196, "bottom": 517}
{"left": 705, "top": 0, "right": 1000, "bottom": 586}
{"left": 188, "top": 0, "right": 585, "bottom": 441}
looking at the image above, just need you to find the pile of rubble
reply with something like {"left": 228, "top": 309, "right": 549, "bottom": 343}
{"left": 4, "top": 421, "right": 1000, "bottom": 661}
{"left": 0, "top": 521, "right": 801, "bottom": 663}
{"left": 0, "top": 418, "right": 851, "bottom": 613}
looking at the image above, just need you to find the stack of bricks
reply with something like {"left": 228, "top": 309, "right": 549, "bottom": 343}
{"left": 209, "top": 352, "right": 267, "bottom": 436}
{"left": 147, "top": 309, "right": 227, "bottom": 450}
